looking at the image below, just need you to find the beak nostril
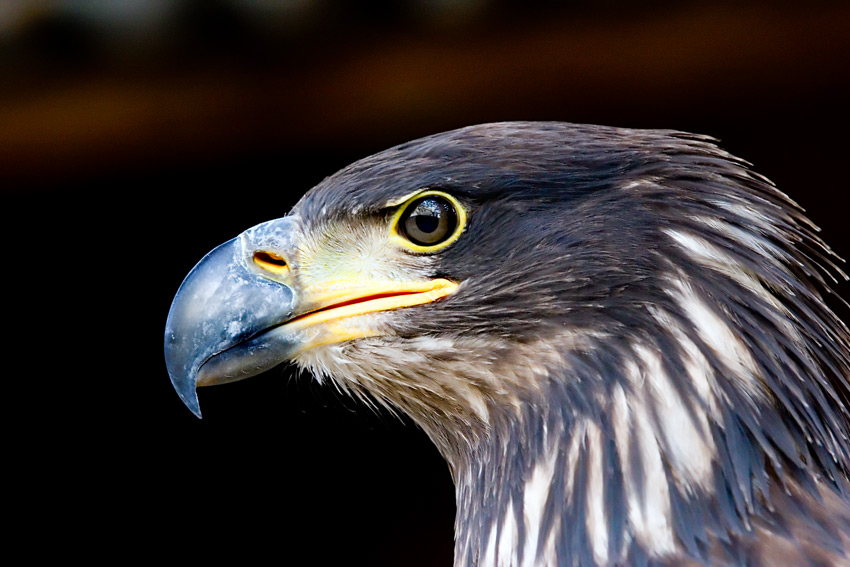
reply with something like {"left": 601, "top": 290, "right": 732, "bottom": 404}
{"left": 253, "top": 251, "right": 289, "bottom": 274}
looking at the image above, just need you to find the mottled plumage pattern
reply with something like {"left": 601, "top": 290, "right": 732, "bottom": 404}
{"left": 290, "top": 123, "right": 850, "bottom": 566}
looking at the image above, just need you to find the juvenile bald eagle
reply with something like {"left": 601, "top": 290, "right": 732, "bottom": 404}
{"left": 165, "top": 122, "right": 850, "bottom": 567}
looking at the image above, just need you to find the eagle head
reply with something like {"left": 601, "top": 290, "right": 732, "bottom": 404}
{"left": 165, "top": 122, "right": 850, "bottom": 566}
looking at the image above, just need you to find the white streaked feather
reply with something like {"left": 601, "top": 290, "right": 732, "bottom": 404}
{"left": 636, "top": 326, "right": 717, "bottom": 489}
{"left": 668, "top": 276, "right": 764, "bottom": 399}
{"left": 584, "top": 421, "right": 609, "bottom": 565}
{"left": 480, "top": 520, "right": 498, "bottom": 567}
{"left": 522, "top": 448, "right": 559, "bottom": 567}
{"left": 665, "top": 227, "right": 806, "bottom": 349}
{"left": 613, "top": 377, "right": 678, "bottom": 555}
{"left": 695, "top": 215, "right": 787, "bottom": 263}
{"left": 480, "top": 500, "right": 520, "bottom": 567}
{"left": 664, "top": 228, "right": 768, "bottom": 297}
{"left": 497, "top": 501, "right": 519, "bottom": 567}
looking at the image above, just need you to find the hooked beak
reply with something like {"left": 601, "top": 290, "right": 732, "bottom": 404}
{"left": 164, "top": 217, "right": 300, "bottom": 417}
{"left": 164, "top": 215, "right": 457, "bottom": 418}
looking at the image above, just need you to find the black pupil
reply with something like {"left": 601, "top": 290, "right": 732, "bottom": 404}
{"left": 402, "top": 196, "right": 456, "bottom": 246}
{"left": 415, "top": 213, "right": 440, "bottom": 233}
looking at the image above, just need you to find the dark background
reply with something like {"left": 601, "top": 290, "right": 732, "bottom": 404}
{"left": 6, "top": 1, "right": 849, "bottom": 564}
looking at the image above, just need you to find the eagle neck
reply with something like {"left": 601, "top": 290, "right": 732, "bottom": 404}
{"left": 444, "top": 335, "right": 850, "bottom": 567}
{"left": 449, "top": 393, "right": 625, "bottom": 567}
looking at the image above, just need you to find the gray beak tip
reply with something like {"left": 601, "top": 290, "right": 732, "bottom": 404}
{"left": 164, "top": 318, "right": 205, "bottom": 418}
{"left": 164, "top": 339, "right": 203, "bottom": 418}
{"left": 179, "top": 388, "right": 203, "bottom": 419}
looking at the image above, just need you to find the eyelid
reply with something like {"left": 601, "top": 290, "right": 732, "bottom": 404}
{"left": 388, "top": 190, "right": 467, "bottom": 253}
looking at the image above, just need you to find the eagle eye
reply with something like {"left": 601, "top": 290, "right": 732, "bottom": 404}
{"left": 402, "top": 196, "right": 456, "bottom": 244}
{"left": 392, "top": 191, "right": 466, "bottom": 251}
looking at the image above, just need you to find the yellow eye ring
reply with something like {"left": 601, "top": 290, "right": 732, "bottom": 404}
{"left": 389, "top": 190, "right": 467, "bottom": 252}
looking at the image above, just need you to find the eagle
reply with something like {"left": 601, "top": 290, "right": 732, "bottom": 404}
{"left": 165, "top": 122, "right": 850, "bottom": 567}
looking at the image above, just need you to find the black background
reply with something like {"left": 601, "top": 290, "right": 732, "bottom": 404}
{"left": 6, "top": 2, "right": 849, "bottom": 564}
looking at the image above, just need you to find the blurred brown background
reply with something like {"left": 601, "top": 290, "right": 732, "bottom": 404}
{"left": 7, "top": 1, "right": 849, "bottom": 565}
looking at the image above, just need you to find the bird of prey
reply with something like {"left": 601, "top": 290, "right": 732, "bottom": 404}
{"left": 165, "top": 122, "right": 850, "bottom": 567}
